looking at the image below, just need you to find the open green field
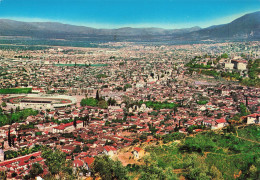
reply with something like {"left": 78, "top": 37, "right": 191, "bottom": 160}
{"left": 0, "top": 88, "right": 32, "bottom": 94}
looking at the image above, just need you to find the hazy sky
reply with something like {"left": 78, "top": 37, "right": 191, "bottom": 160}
{"left": 0, "top": 0, "right": 259, "bottom": 29}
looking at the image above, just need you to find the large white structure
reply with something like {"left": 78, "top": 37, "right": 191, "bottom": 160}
{"left": 7, "top": 94, "right": 76, "bottom": 110}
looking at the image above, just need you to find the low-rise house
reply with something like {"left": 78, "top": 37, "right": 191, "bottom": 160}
{"left": 53, "top": 121, "right": 83, "bottom": 133}
{"left": 179, "top": 128, "right": 187, "bottom": 134}
{"left": 73, "top": 159, "right": 84, "bottom": 168}
{"left": 247, "top": 113, "right": 260, "bottom": 124}
{"left": 103, "top": 146, "right": 117, "bottom": 157}
{"left": 132, "top": 147, "right": 145, "bottom": 159}
{"left": 83, "top": 157, "right": 95, "bottom": 171}
{"left": 211, "top": 118, "right": 228, "bottom": 130}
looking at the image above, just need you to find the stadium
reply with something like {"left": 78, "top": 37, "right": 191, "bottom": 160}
{"left": 7, "top": 94, "right": 76, "bottom": 110}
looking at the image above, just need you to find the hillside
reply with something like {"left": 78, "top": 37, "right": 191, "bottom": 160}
{"left": 98, "top": 125, "right": 260, "bottom": 180}
{"left": 180, "top": 11, "right": 260, "bottom": 40}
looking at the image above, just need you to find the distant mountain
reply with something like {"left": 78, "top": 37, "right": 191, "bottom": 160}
{"left": 178, "top": 11, "right": 260, "bottom": 40}
{"left": 0, "top": 11, "right": 259, "bottom": 41}
{"left": 0, "top": 20, "right": 96, "bottom": 38}
{"left": 0, "top": 19, "right": 201, "bottom": 39}
{"left": 98, "top": 26, "right": 202, "bottom": 36}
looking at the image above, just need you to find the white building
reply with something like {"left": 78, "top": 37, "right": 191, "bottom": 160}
{"left": 0, "top": 149, "right": 4, "bottom": 162}
{"left": 103, "top": 146, "right": 117, "bottom": 157}
{"left": 211, "top": 118, "right": 228, "bottom": 130}
{"left": 237, "top": 62, "right": 247, "bottom": 70}
{"left": 224, "top": 62, "right": 234, "bottom": 69}
{"left": 247, "top": 114, "right": 260, "bottom": 124}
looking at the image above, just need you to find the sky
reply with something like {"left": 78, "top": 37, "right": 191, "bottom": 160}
{"left": 0, "top": 0, "right": 259, "bottom": 29}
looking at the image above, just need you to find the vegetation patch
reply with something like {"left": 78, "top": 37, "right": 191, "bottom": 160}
{"left": 138, "top": 100, "right": 178, "bottom": 110}
{"left": 0, "top": 88, "right": 32, "bottom": 94}
{"left": 0, "top": 108, "right": 38, "bottom": 127}
{"left": 100, "top": 126, "right": 260, "bottom": 180}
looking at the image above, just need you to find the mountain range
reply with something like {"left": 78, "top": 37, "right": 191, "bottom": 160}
{"left": 0, "top": 11, "right": 259, "bottom": 41}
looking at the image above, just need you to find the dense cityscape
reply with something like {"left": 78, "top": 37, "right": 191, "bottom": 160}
{"left": 0, "top": 40, "right": 259, "bottom": 179}
{"left": 0, "top": 0, "right": 259, "bottom": 179}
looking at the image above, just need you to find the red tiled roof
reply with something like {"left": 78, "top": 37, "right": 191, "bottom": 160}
{"left": 54, "top": 120, "right": 82, "bottom": 130}
{"left": 248, "top": 113, "right": 260, "bottom": 118}
{"left": 133, "top": 147, "right": 142, "bottom": 152}
{"left": 216, "top": 118, "right": 226, "bottom": 124}
{"left": 73, "top": 159, "right": 84, "bottom": 167}
{"left": 195, "top": 129, "right": 203, "bottom": 132}
{"left": 0, "top": 152, "right": 41, "bottom": 167}
{"left": 104, "top": 146, "right": 117, "bottom": 152}
{"left": 18, "top": 161, "right": 28, "bottom": 167}
{"left": 84, "top": 157, "right": 95, "bottom": 165}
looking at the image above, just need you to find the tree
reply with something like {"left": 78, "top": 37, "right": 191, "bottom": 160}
{"left": 8, "top": 127, "right": 11, "bottom": 147}
{"left": 35, "top": 132, "right": 42, "bottom": 136}
{"left": 187, "top": 126, "right": 194, "bottom": 134}
{"left": 80, "top": 97, "right": 98, "bottom": 107}
{"left": 124, "top": 84, "right": 132, "bottom": 91}
{"left": 248, "top": 59, "right": 259, "bottom": 80}
{"left": 73, "top": 145, "right": 81, "bottom": 154}
{"left": 41, "top": 147, "right": 67, "bottom": 175}
{"left": 173, "top": 106, "right": 178, "bottom": 115}
{"left": 96, "top": 90, "right": 100, "bottom": 101}
{"left": 139, "top": 164, "right": 177, "bottom": 180}
{"left": 217, "top": 113, "right": 222, "bottom": 119}
{"left": 174, "top": 124, "right": 179, "bottom": 132}
{"left": 248, "top": 165, "right": 258, "bottom": 179}
{"left": 98, "top": 100, "right": 108, "bottom": 109}
{"left": 92, "top": 155, "right": 128, "bottom": 180}
{"left": 184, "top": 154, "right": 213, "bottom": 180}
{"left": 209, "top": 165, "right": 223, "bottom": 180}
{"left": 148, "top": 123, "right": 158, "bottom": 135}
{"left": 84, "top": 114, "right": 90, "bottom": 126}
{"left": 23, "top": 175, "right": 30, "bottom": 180}
{"left": 108, "top": 98, "right": 117, "bottom": 106}
{"left": 29, "top": 163, "right": 43, "bottom": 178}
{"left": 73, "top": 118, "right": 77, "bottom": 128}
{"left": 1, "top": 102, "right": 6, "bottom": 107}
{"left": 221, "top": 53, "right": 228, "bottom": 59}
{"left": 0, "top": 171, "right": 6, "bottom": 180}
{"left": 83, "top": 145, "right": 89, "bottom": 152}
{"left": 112, "top": 160, "right": 129, "bottom": 180}
{"left": 239, "top": 103, "right": 250, "bottom": 116}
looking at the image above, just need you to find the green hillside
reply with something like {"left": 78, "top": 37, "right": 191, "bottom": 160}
{"left": 125, "top": 125, "right": 260, "bottom": 180}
